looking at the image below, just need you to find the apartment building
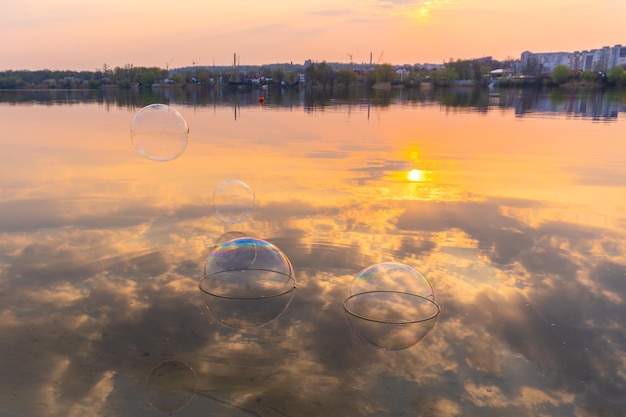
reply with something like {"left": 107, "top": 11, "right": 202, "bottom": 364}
{"left": 521, "top": 44, "right": 626, "bottom": 74}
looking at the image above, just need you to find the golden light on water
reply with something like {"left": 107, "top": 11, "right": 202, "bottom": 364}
{"left": 408, "top": 169, "right": 425, "bottom": 182}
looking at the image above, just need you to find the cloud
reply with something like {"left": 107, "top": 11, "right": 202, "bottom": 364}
{"left": 378, "top": 0, "right": 422, "bottom": 5}
{"left": 567, "top": 166, "right": 626, "bottom": 187}
{"left": 0, "top": 197, "right": 168, "bottom": 233}
{"left": 307, "top": 9, "right": 356, "bottom": 17}
{"left": 2, "top": 181, "right": 626, "bottom": 416}
{"left": 303, "top": 150, "right": 349, "bottom": 159}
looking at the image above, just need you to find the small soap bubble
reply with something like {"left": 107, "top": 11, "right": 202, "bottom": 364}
{"left": 200, "top": 237, "right": 296, "bottom": 328}
{"left": 146, "top": 360, "right": 197, "bottom": 412}
{"left": 130, "top": 104, "right": 189, "bottom": 162}
{"left": 343, "top": 262, "right": 440, "bottom": 351}
{"left": 213, "top": 180, "right": 255, "bottom": 224}
{"left": 214, "top": 231, "right": 248, "bottom": 247}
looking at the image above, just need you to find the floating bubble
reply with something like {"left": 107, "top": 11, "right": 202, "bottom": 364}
{"left": 146, "top": 360, "right": 197, "bottom": 412}
{"left": 200, "top": 237, "right": 296, "bottom": 329}
{"left": 343, "top": 262, "right": 440, "bottom": 351}
{"left": 130, "top": 104, "right": 189, "bottom": 162}
{"left": 213, "top": 180, "right": 255, "bottom": 224}
{"left": 214, "top": 231, "right": 248, "bottom": 247}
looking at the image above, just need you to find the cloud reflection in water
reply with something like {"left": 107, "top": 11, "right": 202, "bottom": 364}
{"left": 0, "top": 94, "right": 626, "bottom": 416}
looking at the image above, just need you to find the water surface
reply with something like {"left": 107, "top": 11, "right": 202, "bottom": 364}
{"left": 0, "top": 88, "right": 625, "bottom": 416}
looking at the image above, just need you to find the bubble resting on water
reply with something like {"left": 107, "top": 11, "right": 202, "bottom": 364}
{"left": 349, "top": 262, "right": 435, "bottom": 300}
{"left": 343, "top": 262, "right": 440, "bottom": 350}
{"left": 200, "top": 237, "right": 296, "bottom": 328}
{"left": 146, "top": 360, "right": 197, "bottom": 412}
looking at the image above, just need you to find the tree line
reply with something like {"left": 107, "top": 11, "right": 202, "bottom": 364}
{"left": 0, "top": 64, "right": 169, "bottom": 89}
{"left": 0, "top": 57, "right": 512, "bottom": 90}
{"left": 549, "top": 65, "right": 626, "bottom": 87}
{"left": 2, "top": 57, "right": 623, "bottom": 90}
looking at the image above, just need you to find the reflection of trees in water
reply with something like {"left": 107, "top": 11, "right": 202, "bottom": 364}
{"left": 0, "top": 87, "right": 624, "bottom": 118}
{"left": 427, "top": 87, "right": 491, "bottom": 112}
{"left": 0, "top": 88, "right": 167, "bottom": 110}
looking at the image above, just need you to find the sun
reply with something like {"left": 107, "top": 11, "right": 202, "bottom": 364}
{"left": 401, "top": 0, "right": 434, "bottom": 23}
{"left": 398, "top": 0, "right": 456, "bottom": 24}
{"left": 408, "top": 169, "right": 424, "bottom": 182}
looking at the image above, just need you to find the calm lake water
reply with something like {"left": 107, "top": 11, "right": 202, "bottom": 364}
{"left": 1, "top": 87, "right": 625, "bottom": 417}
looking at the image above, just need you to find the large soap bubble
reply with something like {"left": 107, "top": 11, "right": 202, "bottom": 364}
{"left": 130, "top": 104, "right": 189, "bottom": 162}
{"left": 204, "top": 235, "right": 257, "bottom": 274}
{"left": 200, "top": 237, "right": 296, "bottom": 329}
{"left": 146, "top": 360, "right": 197, "bottom": 412}
{"left": 213, "top": 179, "right": 255, "bottom": 224}
{"left": 343, "top": 262, "right": 440, "bottom": 351}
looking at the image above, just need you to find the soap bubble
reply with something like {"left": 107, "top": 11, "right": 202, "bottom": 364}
{"left": 130, "top": 104, "right": 189, "bottom": 162}
{"left": 214, "top": 231, "right": 248, "bottom": 247}
{"left": 213, "top": 180, "right": 255, "bottom": 224}
{"left": 204, "top": 232, "right": 251, "bottom": 272}
{"left": 343, "top": 262, "right": 440, "bottom": 351}
{"left": 200, "top": 237, "right": 296, "bottom": 328}
{"left": 146, "top": 360, "right": 197, "bottom": 412}
{"left": 204, "top": 234, "right": 257, "bottom": 274}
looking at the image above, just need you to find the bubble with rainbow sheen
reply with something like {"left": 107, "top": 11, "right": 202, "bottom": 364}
{"left": 200, "top": 237, "right": 296, "bottom": 328}
{"left": 130, "top": 104, "right": 189, "bottom": 162}
{"left": 204, "top": 235, "right": 257, "bottom": 275}
{"left": 343, "top": 262, "right": 440, "bottom": 351}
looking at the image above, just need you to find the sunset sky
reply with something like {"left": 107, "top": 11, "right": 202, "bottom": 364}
{"left": 2, "top": 0, "right": 625, "bottom": 71}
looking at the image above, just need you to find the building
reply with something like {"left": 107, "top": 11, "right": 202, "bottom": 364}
{"left": 521, "top": 44, "right": 626, "bottom": 74}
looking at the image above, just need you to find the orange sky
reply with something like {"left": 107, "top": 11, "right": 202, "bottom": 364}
{"left": 2, "top": 0, "right": 625, "bottom": 70}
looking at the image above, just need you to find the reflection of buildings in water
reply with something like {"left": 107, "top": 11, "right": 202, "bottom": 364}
{"left": 497, "top": 91, "right": 624, "bottom": 120}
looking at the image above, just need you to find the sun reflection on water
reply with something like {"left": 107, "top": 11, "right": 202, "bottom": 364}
{"left": 408, "top": 168, "right": 425, "bottom": 182}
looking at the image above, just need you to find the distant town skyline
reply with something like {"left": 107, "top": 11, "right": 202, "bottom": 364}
{"left": 2, "top": 0, "right": 626, "bottom": 71}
